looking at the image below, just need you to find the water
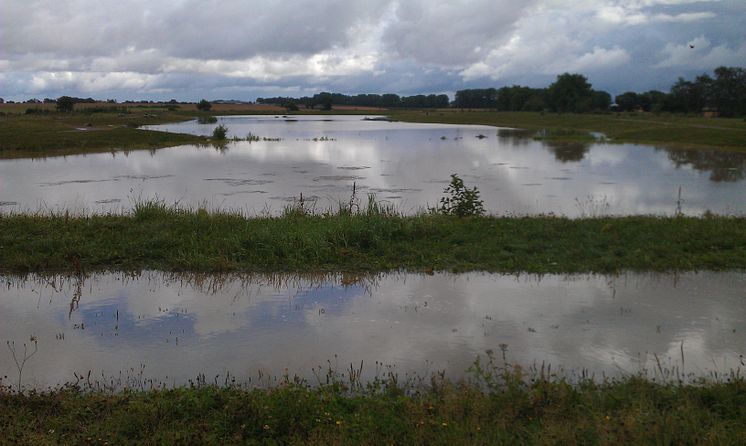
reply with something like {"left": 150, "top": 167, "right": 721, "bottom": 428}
{"left": 2, "top": 272, "right": 744, "bottom": 389}
{"left": 1, "top": 115, "right": 745, "bottom": 216}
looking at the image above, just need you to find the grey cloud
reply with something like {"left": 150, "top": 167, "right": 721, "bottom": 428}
{"left": 0, "top": 0, "right": 744, "bottom": 101}
{"left": 382, "top": 0, "right": 536, "bottom": 66}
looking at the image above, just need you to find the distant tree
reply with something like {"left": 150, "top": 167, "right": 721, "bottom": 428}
{"left": 547, "top": 73, "right": 593, "bottom": 113}
{"left": 284, "top": 101, "right": 299, "bottom": 111}
{"left": 313, "top": 92, "right": 333, "bottom": 110}
{"left": 590, "top": 91, "right": 611, "bottom": 111}
{"left": 708, "top": 66, "right": 746, "bottom": 117}
{"left": 669, "top": 77, "right": 707, "bottom": 113}
{"left": 454, "top": 88, "right": 498, "bottom": 108}
{"left": 615, "top": 92, "right": 639, "bottom": 111}
{"left": 56, "top": 96, "right": 75, "bottom": 113}
{"left": 381, "top": 93, "right": 401, "bottom": 107}
{"left": 0, "top": 98, "right": 4, "bottom": 104}
{"left": 196, "top": 99, "right": 212, "bottom": 111}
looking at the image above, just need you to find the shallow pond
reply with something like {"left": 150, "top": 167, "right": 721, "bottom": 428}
{"left": 1, "top": 115, "right": 745, "bottom": 216}
{"left": 2, "top": 272, "right": 744, "bottom": 390}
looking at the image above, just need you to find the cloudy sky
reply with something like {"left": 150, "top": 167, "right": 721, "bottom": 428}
{"left": 1, "top": 0, "right": 744, "bottom": 101}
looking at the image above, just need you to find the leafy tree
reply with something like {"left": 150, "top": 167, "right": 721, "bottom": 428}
{"left": 284, "top": 101, "right": 299, "bottom": 112}
{"left": 590, "top": 91, "right": 611, "bottom": 111}
{"left": 615, "top": 92, "right": 639, "bottom": 111}
{"left": 708, "top": 66, "right": 746, "bottom": 117}
{"left": 56, "top": 96, "right": 75, "bottom": 113}
{"left": 196, "top": 99, "right": 212, "bottom": 112}
{"left": 547, "top": 73, "right": 593, "bottom": 113}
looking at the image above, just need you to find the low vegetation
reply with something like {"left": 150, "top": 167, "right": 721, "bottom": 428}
{"left": 391, "top": 109, "right": 746, "bottom": 151}
{"left": 0, "top": 199, "right": 744, "bottom": 274}
{"left": 2, "top": 365, "right": 746, "bottom": 445}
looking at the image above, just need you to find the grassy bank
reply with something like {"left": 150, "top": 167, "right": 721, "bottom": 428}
{"left": 0, "top": 103, "right": 372, "bottom": 159}
{"left": 3, "top": 374, "right": 746, "bottom": 444}
{"left": 0, "top": 105, "right": 210, "bottom": 158}
{"left": 390, "top": 110, "right": 746, "bottom": 151}
{"left": 1, "top": 202, "right": 744, "bottom": 274}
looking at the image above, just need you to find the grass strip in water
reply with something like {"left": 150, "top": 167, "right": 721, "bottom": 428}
{"left": 1, "top": 203, "right": 745, "bottom": 274}
{"left": 2, "top": 376, "right": 746, "bottom": 444}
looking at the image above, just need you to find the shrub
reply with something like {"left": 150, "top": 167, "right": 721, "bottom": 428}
{"left": 198, "top": 115, "right": 218, "bottom": 124}
{"left": 196, "top": 99, "right": 212, "bottom": 112}
{"left": 212, "top": 125, "right": 228, "bottom": 140}
{"left": 438, "top": 174, "right": 485, "bottom": 217}
{"left": 56, "top": 96, "right": 75, "bottom": 113}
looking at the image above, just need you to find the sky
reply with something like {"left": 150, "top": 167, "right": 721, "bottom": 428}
{"left": 0, "top": 0, "right": 744, "bottom": 102}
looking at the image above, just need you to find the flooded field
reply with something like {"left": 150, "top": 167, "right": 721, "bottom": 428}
{"left": 2, "top": 271, "right": 744, "bottom": 390}
{"left": 1, "top": 115, "right": 745, "bottom": 216}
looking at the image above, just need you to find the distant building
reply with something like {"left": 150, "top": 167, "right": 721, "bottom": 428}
{"left": 702, "top": 107, "right": 719, "bottom": 118}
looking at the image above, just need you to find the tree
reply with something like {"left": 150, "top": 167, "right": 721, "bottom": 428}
{"left": 196, "top": 99, "right": 212, "bottom": 111}
{"left": 313, "top": 92, "right": 333, "bottom": 110}
{"left": 284, "top": 101, "right": 299, "bottom": 111}
{"left": 708, "top": 66, "right": 746, "bottom": 117}
{"left": 590, "top": 91, "right": 611, "bottom": 111}
{"left": 547, "top": 73, "right": 593, "bottom": 113}
{"left": 56, "top": 96, "right": 75, "bottom": 113}
{"left": 615, "top": 92, "right": 639, "bottom": 111}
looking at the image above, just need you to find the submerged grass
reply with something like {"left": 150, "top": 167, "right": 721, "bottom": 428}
{"left": 2, "top": 367, "right": 746, "bottom": 445}
{"left": 1, "top": 201, "right": 744, "bottom": 274}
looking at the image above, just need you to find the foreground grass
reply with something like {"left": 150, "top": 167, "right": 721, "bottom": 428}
{"left": 1, "top": 203, "right": 744, "bottom": 274}
{"left": 2, "top": 376, "right": 746, "bottom": 445}
{"left": 391, "top": 110, "right": 746, "bottom": 151}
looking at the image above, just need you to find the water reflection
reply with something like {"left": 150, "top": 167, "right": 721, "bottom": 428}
{"left": 546, "top": 141, "right": 592, "bottom": 163}
{"left": 0, "top": 115, "right": 745, "bottom": 216}
{"left": 1, "top": 271, "right": 744, "bottom": 389}
{"left": 662, "top": 147, "right": 746, "bottom": 182}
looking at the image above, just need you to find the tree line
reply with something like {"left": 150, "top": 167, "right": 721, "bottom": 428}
{"left": 614, "top": 66, "right": 745, "bottom": 116}
{"left": 455, "top": 66, "right": 745, "bottom": 116}
{"left": 256, "top": 66, "right": 744, "bottom": 117}
{"left": 257, "top": 92, "right": 449, "bottom": 110}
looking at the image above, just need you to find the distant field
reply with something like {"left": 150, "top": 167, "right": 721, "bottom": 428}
{"left": 390, "top": 109, "right": 746, "bottom": 151}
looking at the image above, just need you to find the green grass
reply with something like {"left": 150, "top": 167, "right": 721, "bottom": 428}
{"left": 1, "top": 202, "right": 744, "bottom": 274}
{"left": 3, "top": 373, "right": 746, "bottom": 445}
{"left": 0, "top": 109, "right": 208, "bottom": 158}
{"left": 390, "top": 110, "right": 746, "bottom": 151}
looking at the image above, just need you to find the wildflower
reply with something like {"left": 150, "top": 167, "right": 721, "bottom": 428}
{"left": 336, "top": 420, "right": 343, "bottom": 426}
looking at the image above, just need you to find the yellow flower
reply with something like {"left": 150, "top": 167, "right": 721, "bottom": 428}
{"left": 442, "top": 422, "right": 448, "bottom": 427}
{"left": 605, "top": 415, "right": 611, "bottom": 421}
{"left": 336, "top": 420, "right": 343, "bottom": 426}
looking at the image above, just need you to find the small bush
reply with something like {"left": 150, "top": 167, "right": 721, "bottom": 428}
{"left": 196, "top": 99, "right": 212, "bottom": 112}
{"left": 437, "top": 174, "right": 485, "bottom": 217}
{"left": 198, "top": 115, "right": 218, "bottom": 124}
{"left": 212, "top": 125, "right": 228, "bottom": 140}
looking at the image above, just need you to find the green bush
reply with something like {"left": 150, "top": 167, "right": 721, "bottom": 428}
{"left": 212, "top": 125, "right": 228, "bottom": 140}
{"left": 196, "top": 99, "right": 212, "bottom": 112}
{"left": 437, "top": 174, "right": 485, "bottom": 217}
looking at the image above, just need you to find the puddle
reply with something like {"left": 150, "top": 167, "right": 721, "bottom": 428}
{"left": 1, "top": 271, "right": 745, "bottom": 389}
